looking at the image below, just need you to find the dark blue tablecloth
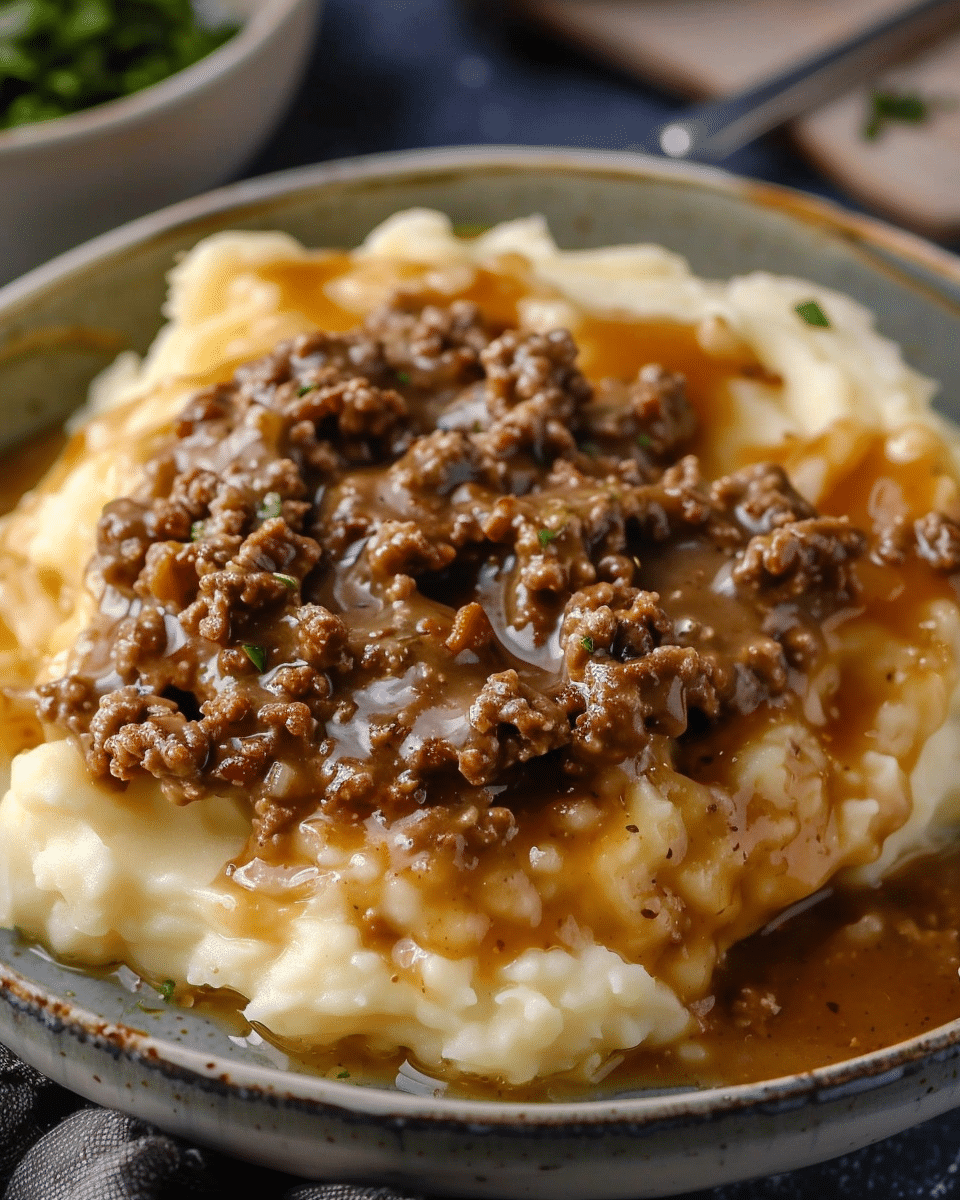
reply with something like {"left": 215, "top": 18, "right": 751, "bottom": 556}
{"left": 6, "top": 1, "right": 960, "bottom": 1195}
{"left": 245, "top": 0, "right": 858, "bottom": 211}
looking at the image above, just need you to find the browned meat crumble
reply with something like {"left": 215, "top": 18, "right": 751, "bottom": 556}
{"left": 35, "top": 298, "right": 960, "bottom": 845}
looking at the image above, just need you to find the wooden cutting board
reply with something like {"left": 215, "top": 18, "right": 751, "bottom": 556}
{"left": 511, "top": 0, "right": 960, "bottom": 241}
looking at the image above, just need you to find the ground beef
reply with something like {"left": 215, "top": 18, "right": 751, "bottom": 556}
{"left": 732, "top": 516, "right": 865, "bottom": 606}
{"left": 478, "top": 327, "right": 589, "bottom": 459}
{"left": 364, "top": 298, "right": 490, "bottom": 392}
{"left": 590, "top": 364, "right": 696, "bottom": 461}
{"left": 711, "top": 462, "right": 815, "bottom": 534}
{"left": 459, "top": 670, "right": 571, "bottom": 785}
{"left": 39, "top": 297, "right": 889, "bottom": 847}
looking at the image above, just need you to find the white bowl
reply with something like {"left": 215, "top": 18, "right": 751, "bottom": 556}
{"left": 0, "top": 0, "right": 322, "bottom": 285}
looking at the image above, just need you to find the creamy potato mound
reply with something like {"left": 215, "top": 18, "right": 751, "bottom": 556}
{"left": 2, "top": 210, "right": 960, "bottom": 1088}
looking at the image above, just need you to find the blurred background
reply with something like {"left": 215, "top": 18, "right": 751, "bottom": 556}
{"left": 247, "top": 0, "right": 960, "bottom": 247}
{"left": 3, "top": 0, "right": 958, "bottom": 284}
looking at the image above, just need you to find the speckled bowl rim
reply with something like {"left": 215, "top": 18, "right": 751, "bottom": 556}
{"left": 3, "top": 145, "right": 960, "bottom": 1133}
{"left": 0, "top": 0, "right": 313, "bottom": 155}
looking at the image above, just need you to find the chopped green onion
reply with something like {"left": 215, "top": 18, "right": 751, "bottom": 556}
{"left": 60, "top": 0, "right": 113, "bottom": 47}
{"left": 580, "top": 635, "right": 595, "bottom": 653}
{"left": 158, "top": 979, "right": 176, "bottom": 1002}
{"left": 337, "top": 1069, "right": 351, "bottom": 1079}
{"left": 538, "top": 527, "right": 559, "bottom": 548}
{"left": 297, "top": 383, "right": 316, "bottom": 397}
{"left": 0, "top": 41, "right": 38, "bottom": 83}
{"left": 257, "top": 491, "right": 282, "bottom": 520}
{"left": 189, "top": 520, "right": 205, "bottom": 542}
{"left": 5, "top": 92, "right": 64, "bottom": 124}
{"left": 0, "top": 0, "right": 240, "bottom": 130}
{"left": 795, "top": 300, "right": 830, "bottom": 329}
{"left": 273, "top": 572, "right": 298, "bottom": 590}
{"left": 242, "top": 643, "right": 266, "bottom": 672}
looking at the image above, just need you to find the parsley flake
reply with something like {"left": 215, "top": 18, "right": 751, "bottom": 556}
{"left": 580, "top": 635, "right": 595, "bottom": 653}
{"left": 273, "top": 572, "right": 298, "bottom": 590}
{"left": 538, "top": 527, "right": 559, "bottom": 548}
{"left": 396, "top": 370, "right": 411, "bottom": 386}
{"left": 158, "top": 979, "right": 176, "bottom": 1002}
{"left": 795, "top": 300, "right": 830, "bottom": 328}
{"left": 636, "top": 433, "right": 653, "bottom": 448}
{"left": 863, "top": 89, "right": 937, "bottom": 140}
{"left": 257, "top": 491, "right": 282, "bottom": 520}
{"left": 242, "top": 643, "right": 266, "bottom": 672}
{"left": 297, "top": 383, "right": 317, "bottom": 397}
{"left": 189, "top": 520, "right": 205, "bottom": 542}
{"left": 337, "top": 1069, "right": 351, "bottom": 1079}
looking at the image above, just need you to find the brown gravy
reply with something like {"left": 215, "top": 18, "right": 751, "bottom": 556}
{"left": 263, "top": 841, "right": 960, "bottom": 1097}
{"left": 218, "top": 843, "right": 960, "bottom": 1100}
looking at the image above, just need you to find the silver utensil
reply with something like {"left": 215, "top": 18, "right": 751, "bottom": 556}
{"left": 654, "top": 0, "right": 960, "bottom": 161}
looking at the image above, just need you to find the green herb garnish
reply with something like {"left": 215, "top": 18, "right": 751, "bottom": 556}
{"left": 257, "top": 491, "right": 282, "bottom": 520}
{"left": 396, "top": 370, "right": 411, "bottom": 386}
{"left": 337, "top": 1069, "right": 351, "bottom": 1079}
{"left": 189, "top": 520, "right": 205, "bottom": 542}
{"left": 297, "top": 383, "right": 317, "bottom": 397}
{"left": 538, "top": 527, "right": 559, "bottom": 548}
{"left": 636, "top": 433, "right": 652, "bottom": 448}
{"left": 580, "top": 635, "right": 595, "bottom": 653}
{"left": 158, "top": 979, "right": 176, "bottom": 1002}
{"left": 795, "top": 300, "right": 830, "bottom": 329}
{"left": 863, "top": 89, "right": 933, "bottom": 140}
{"left": 0, "top": 0, "right": 240, "bottom": 130}
{"left": 242, "top": 643, "right": 266, "bottom": 672}
{"left": 273, "top": 572, "right": 298, "bottom": 590}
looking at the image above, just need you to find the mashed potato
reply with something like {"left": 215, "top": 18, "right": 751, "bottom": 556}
{"left": 2, "top": 210, "right": 960, "bottom": 1088}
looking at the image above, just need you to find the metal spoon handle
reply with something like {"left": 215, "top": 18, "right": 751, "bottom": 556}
{"left": 655, "top": 0, "right": 960, "bottom": 161}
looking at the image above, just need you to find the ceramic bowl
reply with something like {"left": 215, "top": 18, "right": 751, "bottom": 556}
{"left": 3, "top": 147, "right": 960, "bottom": 1199}
{"left": 0, "top": 0, "right": 322, "bottom": 286}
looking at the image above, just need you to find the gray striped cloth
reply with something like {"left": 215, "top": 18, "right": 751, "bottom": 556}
{"left": 0, "top": 1042, "right": 417, "bottom": 1200}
